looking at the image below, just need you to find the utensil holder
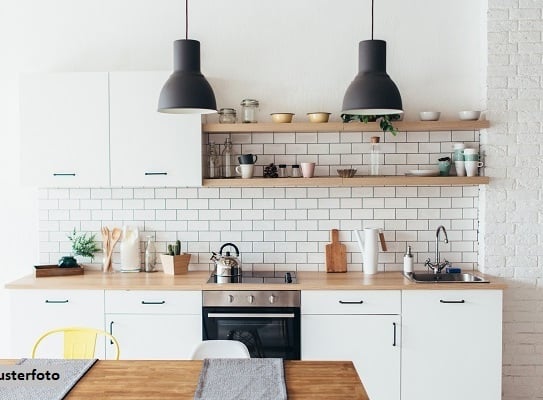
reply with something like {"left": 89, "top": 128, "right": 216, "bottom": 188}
{"left": 160, "top": 254, "right": 191, "bottom": 275}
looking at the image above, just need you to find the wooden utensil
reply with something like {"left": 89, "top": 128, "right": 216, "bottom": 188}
{"left": 101, "top": 227, "right": 110, "bottom": 272}
{"left": 379, "top": 231, "right": 388, "bottom": 252}
{"left": 104, "top": 227, "right": 122, "bottom": 272}
{"left": 325, "top": 229, "right": 347, "bottom": 273}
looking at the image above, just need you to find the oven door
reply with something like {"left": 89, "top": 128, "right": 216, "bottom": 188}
{"left": 202, "top": 306, "right": 301, "bottom": 360}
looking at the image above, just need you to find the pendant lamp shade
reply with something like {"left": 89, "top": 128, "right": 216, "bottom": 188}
{"left": 158, "top": 39, "right": 217, "bottom": 114}
{"left": 342, "top": 40, "right": 402, "bottom": 116}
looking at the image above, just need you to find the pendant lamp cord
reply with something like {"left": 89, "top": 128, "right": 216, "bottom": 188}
{"left": 185, "top": 0, "right": 188, "bottom": 39}
{"left": 371, "top": 0, "right": 374, "bottom": 40}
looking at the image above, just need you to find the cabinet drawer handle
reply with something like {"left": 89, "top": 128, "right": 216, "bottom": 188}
{"left": 440, "top": 299, "right": 465, "bottom": 304}
{"left": 392, "top": 322, "right": 397, "bottom": 347}
{"left": 144, "top": 172, "right": 168, "bottom": 176}
{"left": 141, "top": 300, "right": 166, "bottom": 305}
{"left": 53, "top": 173, "right": 76, "bottom": 177}
{"left": 338, "top": 300, "right": 364, "bottom": 304}
{"left": 45, "top": 299, "right": 69, "bottom": 304}
{"left": 109, "top": 321, "right": 114, "bottom": 345}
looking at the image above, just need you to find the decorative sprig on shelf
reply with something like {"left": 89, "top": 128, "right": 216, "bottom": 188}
{"left": 341, "top": 114, "right": 401, "bottom": 136}
{"left": 67, "top": 228, "right": 101, "bottom": 261}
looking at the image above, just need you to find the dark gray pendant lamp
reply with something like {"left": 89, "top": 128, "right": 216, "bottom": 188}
{"left": 342, "top": 0, "right": 403, "bottom": 115}
{"left": 158, "top": 0, "right": 217, "bottom": 114}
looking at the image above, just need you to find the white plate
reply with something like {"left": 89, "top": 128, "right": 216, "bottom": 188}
{"left": 406, "top": 169, "right": 440, "bottom": 177}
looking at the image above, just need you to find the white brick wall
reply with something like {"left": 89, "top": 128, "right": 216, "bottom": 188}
{"left": 39, "top": 129, "right": 481, "bottom": 276}
{"left": 484, "top": 1, "right": 543, "bottom": 399}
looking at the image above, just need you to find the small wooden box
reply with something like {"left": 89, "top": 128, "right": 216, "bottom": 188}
{"left": 34, "top": 265, "right": 84, "bottom": 278}
{"left": 160, "top": 254, "right": 191, "bottom": 275}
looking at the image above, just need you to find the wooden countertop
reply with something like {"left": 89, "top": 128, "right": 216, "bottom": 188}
{"left": 5, "top": 270, "right": 507, "bottom": 290}
{"left": 0, "top": 359, "right": 368, "bottom": 400}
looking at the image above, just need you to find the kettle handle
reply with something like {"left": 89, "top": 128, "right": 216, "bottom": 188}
{"left": 219, "top": 243, "right": 240, "bottom": 256}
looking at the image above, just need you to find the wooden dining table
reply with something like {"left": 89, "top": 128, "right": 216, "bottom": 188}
{"left": 60, "top": 359, "right": 368, "bottom": 400}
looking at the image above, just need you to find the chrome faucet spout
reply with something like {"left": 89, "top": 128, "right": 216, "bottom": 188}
{"left": 425, "top": 225, "right": 450, "bottom": 274}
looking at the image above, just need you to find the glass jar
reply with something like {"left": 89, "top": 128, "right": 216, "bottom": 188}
{"left": 218, "top": 108, "right": 237, "bottom": 124}
{"left": 291, "top": 164, "right": 301, "bottom": 178}
{"left": 370, "top": 136, "right": 381, "bottom": 176}
{"left": 222, "top": 137, "right": 236, "bottom": 178}
{"left": 144, "top": 235, "right": 156, "bottom": 273}
{"left": 278, "top": 164, "right": 288, "bottom": 178}
{"left": 240, "top": 99, "right": 259, "bottom": 123}
{"left": 208, "top": 141, "right": 221, "bottom": 178}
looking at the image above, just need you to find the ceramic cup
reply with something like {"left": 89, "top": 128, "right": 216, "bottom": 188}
{"left": 235, "top": 164, "right": 254, "bottom": 178}
{"left": 463, "top": 154, "right": 479, "bottom": 161}
{"left": 453, "top": 151, "right": 464, "bottom": 161}
{"left": 300, "top": 162, "right": 316, "bottom": 178}
{"left": 465, "top": 161, "right": 483, "bottom": 177}
{"left": 455, "top": 161, "right": 466, "bottom": 176}
{"left": 238, "top": 154, "right": 258, "bottom": 164}
{"left": 438, "top": 160, "right": 452, "bottom": 176}
{"left": 463, "top": 148, "right": 477, "bottom": 155}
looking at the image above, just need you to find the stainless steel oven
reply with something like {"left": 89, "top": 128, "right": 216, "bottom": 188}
{"left": 202, "top": 290, "right": 301, "bottom": 359}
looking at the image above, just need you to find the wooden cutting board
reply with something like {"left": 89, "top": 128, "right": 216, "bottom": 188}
{"left": 325, "top": 229, "right": 347, "bottom": 273}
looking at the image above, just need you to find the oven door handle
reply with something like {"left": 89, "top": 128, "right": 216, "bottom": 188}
{"left": 207, "top": 313, "right": 296, "bottom": 318}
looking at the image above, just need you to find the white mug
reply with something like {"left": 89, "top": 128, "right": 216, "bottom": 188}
{"left": 465, "top": 160, "right": 483, "bottom": 177}
{"left": 463, "top": 148, "right": 477, "bottom": 155}
{"left": 455, "top": 161, "right": 466, "bottom": 176}
{"left": 235, "top": 164, "right": 254, "bottom": 179}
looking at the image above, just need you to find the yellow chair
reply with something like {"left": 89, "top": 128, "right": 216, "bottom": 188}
{"left": 31, "top": 327, "right": 120, "bottom": 360}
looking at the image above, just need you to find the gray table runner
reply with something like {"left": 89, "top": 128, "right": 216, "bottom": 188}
{"left": 194, "top": 358, "right": 287, "bottom": 400}
{"left": 0, "top": 358, "right": 97, "bottom": 400}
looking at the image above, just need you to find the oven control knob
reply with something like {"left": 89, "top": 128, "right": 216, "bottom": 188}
{"left": 269, "top": 295, "right": 276, "bottom": 304}
{"left": 247, "top": 295, "right": 255, "bottom": 304}
{"left": 227, "top": 295, "right": 234, "bottom": 303}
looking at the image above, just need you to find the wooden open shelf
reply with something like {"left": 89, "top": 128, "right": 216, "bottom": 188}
{"left": 202, "top": 120, "right": 490, "bottom": 134}
{"left": 203, "top": 176, "right": 490, "bottom": 187}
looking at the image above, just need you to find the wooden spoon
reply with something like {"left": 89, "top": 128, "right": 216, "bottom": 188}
{"left": 101, "top": 227, "right": 110, "bottom": 272}
{"left": 105, "top": 228, "right": 122, "bottom": 272}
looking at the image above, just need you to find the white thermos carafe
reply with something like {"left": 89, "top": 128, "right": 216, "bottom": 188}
{"left": 354, "top": 228, "right": 380, "bottom": 274}
{"left": 120, "top": 225, "right": 140, "bottom": 272}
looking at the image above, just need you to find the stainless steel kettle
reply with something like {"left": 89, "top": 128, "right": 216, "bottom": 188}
{"left": 211, "top": 243, "right": 241, "bottom": 277}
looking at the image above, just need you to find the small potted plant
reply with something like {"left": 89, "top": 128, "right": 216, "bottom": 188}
{"left": 160, "top": 240, "right": 191, "bottom": 275}
{"left": 59, "top": 229, "right": 101, "bottom": 267}
{"left": 341, "top": 113, "right": 401, "bottom": 136}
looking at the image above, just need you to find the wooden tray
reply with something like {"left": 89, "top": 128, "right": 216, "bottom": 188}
{"left": 34, "top": 265, "right": 84, "bottom": 278}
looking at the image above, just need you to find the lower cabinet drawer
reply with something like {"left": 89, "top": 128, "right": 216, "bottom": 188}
{"left": 302, "top": 290, "right": 401, "bottom": 314}
{"left": 105, "top": 290, "right": 201, "bottom": 314}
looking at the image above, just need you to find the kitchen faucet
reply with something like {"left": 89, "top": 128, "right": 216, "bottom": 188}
{"left": 425, "top": 225, "right": 450, "bottom": 274}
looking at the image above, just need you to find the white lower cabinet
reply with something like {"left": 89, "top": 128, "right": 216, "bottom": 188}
{"left": 10, "top": 290, "right": 105, "bottom": 358}
{"left": 104, "top": 290, "right": 202, "bottom": 360}
{"left": 401, "top": 290, "right": 502, "bottom": 400}
{"left": 301, "top": 291, "right": 401, "bottom": 400}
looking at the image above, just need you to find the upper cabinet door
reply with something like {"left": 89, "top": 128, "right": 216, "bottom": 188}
{"left": 20, "top": 72, "right": 110, "bottom": 187}
{"left": 109, "top": 71, "right": 203, "bottom": 187}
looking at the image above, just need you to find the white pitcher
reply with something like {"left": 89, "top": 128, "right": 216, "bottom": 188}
{"left": 354, "top": 228, "right": 380, "bottom": 274}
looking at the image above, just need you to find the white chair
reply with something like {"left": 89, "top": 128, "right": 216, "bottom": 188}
{"left": 190, "top": 340, "right": 251, "bottom": 360}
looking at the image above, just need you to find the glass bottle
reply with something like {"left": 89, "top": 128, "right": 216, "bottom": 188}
{"left": 218, "top": 108, "right": 237, "bottom": 124}
{"left": 240, "top": 99, "right": 259, "bottom": 123}
{"left": 222, "top": 138, "right": 236, "bottom": 178}
{"left": 144, "top": 235, "right": 156, "bottom": 273}
{"left": 370, "top": 136, "right": 381, "bottom": 176}
{"left": 208, "top": 141, "right": 221, "bottom": 178}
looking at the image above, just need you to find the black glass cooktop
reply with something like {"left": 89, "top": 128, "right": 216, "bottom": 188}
{"left": 207, "top": 270, "right": 297, "bottom": 284}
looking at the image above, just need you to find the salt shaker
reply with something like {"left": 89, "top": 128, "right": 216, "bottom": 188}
{"left": 278, "top": 164, "right": 288, "bottom": 178}
{"left": 291, "top": 164, "right": 301, "bottom": 178}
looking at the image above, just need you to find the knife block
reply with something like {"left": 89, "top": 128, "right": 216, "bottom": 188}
{"left": 160, "top": 253, "right": 191, "bottom": 275}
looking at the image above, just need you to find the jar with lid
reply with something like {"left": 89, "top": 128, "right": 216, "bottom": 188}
{"left": 278, "top": 164, "right": 288, "bottom": 178}
{"left": 222, "top": 137, "right": 236, "bottom": 178}
{"left": 208, "top": 141, "right": 221, "bottom": 178}
{"left": 218, "top": 108, "right": 237, "bottom": 124}
{"left": 144, "top": 235, "right": 156, "bottom": 273}
{"left": 240, "top": 99, "right": 259, "bottom": 123}
{"left": 291, "top": 164, "right": 301, "bottom": 178}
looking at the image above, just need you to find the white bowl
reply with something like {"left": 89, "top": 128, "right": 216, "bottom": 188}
{"left": 458, "top": 110, "right": 481, "bottom": 121}
{"left": 419, "top": 111, "right": 440, "bottom": 121}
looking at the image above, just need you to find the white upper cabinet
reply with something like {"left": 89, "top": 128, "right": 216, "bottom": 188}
{"left": 109, "top": 71, "right": 203, "bottom": 187}
{"left": 20, "top": 72, "right": 110, "bottom": 187}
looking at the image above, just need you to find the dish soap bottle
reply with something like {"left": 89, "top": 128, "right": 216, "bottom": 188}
{"left": 403, "top": 245, "right": 414, "bottom": 274}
